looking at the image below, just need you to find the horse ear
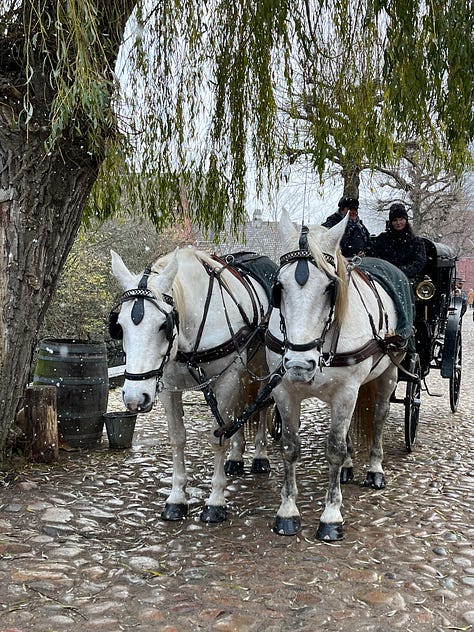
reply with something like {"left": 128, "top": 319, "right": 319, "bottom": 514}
{"left": 321, "top": 215, "right": 348, "bottom": 254}
{"left": 279, "top": 209, "right": 299, "bottom": 252}
{"left": 152, "top": 248, "right": 179, "bottom": 295}
{"left": 111, "top": 250, "right": 140, "bottom": 291}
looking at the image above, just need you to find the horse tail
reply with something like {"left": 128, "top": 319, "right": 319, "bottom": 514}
{"left": 241, "top": 373, "right": 260, "bottom": 440}
{"left": 351, "top": 381, "right": 376, "bottom": 449}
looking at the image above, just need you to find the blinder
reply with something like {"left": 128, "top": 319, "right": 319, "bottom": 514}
{"left": 109, "top": 311, "right": 123, "bottom": 340}
{"left": 108, "top": 290, "right": 178, "bottom": 343}
{"left": 271, "top": 281, "right": 282, "bottom": 309}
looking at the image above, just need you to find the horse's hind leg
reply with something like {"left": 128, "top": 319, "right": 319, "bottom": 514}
{"left": 159, "top": 391, "right": 188, "bottom": 521}
{"left": 225, "top": 428, "right": 246, "bottom": 475}
{"left": 224, "top": 378, "right": 271, "bottom": 475}
{"left": 250, "top": 406, "right": 270, "bottom": 473}
{"left": 363, "top": 369, "right": 397, "bottom": 489}
{"left": 340, "top": 432, "right": 354, "bottom": 484}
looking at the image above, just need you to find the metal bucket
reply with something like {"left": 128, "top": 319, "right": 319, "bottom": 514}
{"left": 103, "top": 412, "right": 137, "bottom": 449}
{"left": 33, "top": 338, "right": 109, "bottom": 449}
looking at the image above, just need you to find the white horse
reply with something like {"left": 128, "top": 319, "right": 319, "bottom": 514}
{"left": 110, "top": 247, "right": 274, "bottom": 523}
{"left": 266, "top": 210, "right": 408, "bottom": 541}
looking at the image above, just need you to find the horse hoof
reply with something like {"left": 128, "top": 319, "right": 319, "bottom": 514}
{"left": 224, "top": 460, "right": 244, "bottom": 475}
{"left": 363, "top": 471, "right": 386, "bottom": 489}
{"left": 316, "top": 522, "right": 343, "bottom": 541}
{"left": 340, "top": 466, "right": 354, "bottom": 484}
{"left": 273, "top": 515, "right": 301, "bottom": 536}
{"left": 250, "top": 458, "right": 271, "bottom": 474}
{"left": 200, "top": 505, "right": 227, "bottom": 523}
{"left": 161, "top": 503, "right": 188, "bottom": 521}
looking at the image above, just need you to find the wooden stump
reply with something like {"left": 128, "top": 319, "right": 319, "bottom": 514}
{"left": 24, "top": 385, "right": 59, "bottom": 463}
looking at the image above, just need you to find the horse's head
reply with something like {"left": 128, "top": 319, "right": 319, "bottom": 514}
{"left": 110, "top": 249, "right": 179, "bottom": 412}
{"left": 272, "top": 210, "right": 348, "bottom": 383}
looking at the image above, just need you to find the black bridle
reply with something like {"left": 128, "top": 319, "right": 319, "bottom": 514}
{"left": 271, "top": 226, "right": 339, "bottom": 354}
{"left": 108, "top": 265, "right": 179, "bottom": 382}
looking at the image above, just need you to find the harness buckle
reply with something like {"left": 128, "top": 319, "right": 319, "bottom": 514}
{"left": 319, "top": 352, "right": 334, "bottom": 368}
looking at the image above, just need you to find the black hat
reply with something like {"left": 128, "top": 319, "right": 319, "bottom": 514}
{"left": 338, "top": 197, "right": 359, "bottom": 210}
{"left": 389, "top": 203, "right": 408, "bottom": 221}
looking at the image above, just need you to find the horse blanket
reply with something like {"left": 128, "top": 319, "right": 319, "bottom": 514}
{"left": 358, "top": 257, "right": 415, "bottom": 341}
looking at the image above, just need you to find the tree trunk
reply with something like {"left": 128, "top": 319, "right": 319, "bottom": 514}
{"left": 0, "top": 131, "right": 99, "bottom": 462}
{"left": 341, "top": 163, "right": 361, "bottom": 199}
{"left": 0, "top": 1, "right": 137, "bottom": 466}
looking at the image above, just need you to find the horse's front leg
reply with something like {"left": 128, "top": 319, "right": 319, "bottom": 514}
{"left": 273, "top": 393, "right": 302, "bottom": 536}
{"left": 158, "top": 390, "right": 188, "bottom": 521}
{"left": 317, "top": 393, "right": 358, "bottom": 542}
{"left": 200, "top": 372, "right": 240, "bottom": 523}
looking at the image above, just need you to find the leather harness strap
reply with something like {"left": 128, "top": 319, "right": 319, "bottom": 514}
{"left": 265, "top": 329, "right": 383, "bottom": 367}
{"left": 176, "top": 257, "right": 264, "bottom": 366}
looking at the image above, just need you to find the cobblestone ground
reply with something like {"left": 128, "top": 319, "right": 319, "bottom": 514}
{"left": 0, "top": 316, "right": 473, "bottom": 632}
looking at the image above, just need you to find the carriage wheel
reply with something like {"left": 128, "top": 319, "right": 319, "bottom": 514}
{"left": 404, "top": 353, "right": 421, "bottom": 453}
{"left": 449, "top": 328, "right": 462, "bottom": 413}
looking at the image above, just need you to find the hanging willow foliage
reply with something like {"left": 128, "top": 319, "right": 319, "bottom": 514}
{"left": 1, "top": 0, "right": 472, "bottom": 233}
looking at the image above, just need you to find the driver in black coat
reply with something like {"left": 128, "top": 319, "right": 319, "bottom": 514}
{"left": 322, "top": 197, "right": 371, "bottom": 258}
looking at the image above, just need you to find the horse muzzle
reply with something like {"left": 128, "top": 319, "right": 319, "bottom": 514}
{"left": 122, "top": 387, "right": 155, "bottom": 413}
{"left": 283, "top": 355, "right": 317, "bottom": 384}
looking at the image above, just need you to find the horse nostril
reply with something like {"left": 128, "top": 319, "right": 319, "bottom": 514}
{"left": 139, "top": 393, "right": 151, "bottom": 411}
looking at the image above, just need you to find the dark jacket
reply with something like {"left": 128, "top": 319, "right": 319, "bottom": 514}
{"left": 321, "top": 211, "right": 345, "bottom": 228}
{"left": 368, "top": 227, "right": 426, "bottom": 278}
{"left": 322, "top": 212, "right": 371, "bottom": 258}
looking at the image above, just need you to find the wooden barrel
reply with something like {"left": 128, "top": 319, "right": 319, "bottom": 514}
{"left": 33, "top": 339, "right": 109, "bottom": 449}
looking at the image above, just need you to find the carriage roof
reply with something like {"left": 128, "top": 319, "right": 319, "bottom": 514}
{"left": 422, "top": 238, "right": 456, "bottom": 271}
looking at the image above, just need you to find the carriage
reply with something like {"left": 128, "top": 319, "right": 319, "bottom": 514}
{"left": 390, "top": 238, "right": 463, "bottom": 451}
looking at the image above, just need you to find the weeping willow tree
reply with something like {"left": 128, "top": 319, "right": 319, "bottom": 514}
{"left": 0, "top": 0, "right": 473, "bottom": 462}
{"left": 280, "top": 0, "right": 474, "bottom": 197}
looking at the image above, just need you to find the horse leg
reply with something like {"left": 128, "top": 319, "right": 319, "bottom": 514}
{"left": 201, "top": 372, "right": 240, "bottom": 523}
{"left": 225, "top": 428, "right": 246, "bottom": 475}
{"left": 317, "top": 394, "right": 358, "bottom": 542}
{"left": 250, "top": 406, "right": 271, "bottom": 473}
{"left": 340, "top": 432, "right": 354, "bottom": 484}
{"left": 362, "top": 371, "right": 396, "bottom": 489}
{"left": 159, "top": 391, "right": 188, "bottom": 521}
{"left": 273, "top": 397, "right": 302, "bottom": 536}
{"left": 224, "top": 374, "right": 270, "bottom": 475}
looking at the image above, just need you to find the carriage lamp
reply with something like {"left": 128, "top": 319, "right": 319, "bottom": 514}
{"left": 416, "top": 277, "right": 436, "bottom": 301}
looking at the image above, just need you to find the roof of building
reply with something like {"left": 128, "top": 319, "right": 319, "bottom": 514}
{"left": 194, "top": 216, "right": 281, "bottom": 262}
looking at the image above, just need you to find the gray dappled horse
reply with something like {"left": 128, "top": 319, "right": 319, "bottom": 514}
{"left": 266, "top": 210, "right": 406, "bottom": 541}
{"left": 110, "top": 247, "right": 272, "bottom": 523}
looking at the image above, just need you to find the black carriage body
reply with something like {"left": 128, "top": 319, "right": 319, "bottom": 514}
{"left": 413, "top": 238, "right": 457, "bottom": 374}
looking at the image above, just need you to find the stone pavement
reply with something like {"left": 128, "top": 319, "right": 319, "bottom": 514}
{"left": 0, "top": 315, "right": 473, "bottom": 631}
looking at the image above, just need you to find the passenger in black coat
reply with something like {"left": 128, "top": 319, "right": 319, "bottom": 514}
{"left": 322, "top": 197, "right": 371, "bottom": 258}
{"left": 368, "top": 204, "right": 426, "bottom": 279}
